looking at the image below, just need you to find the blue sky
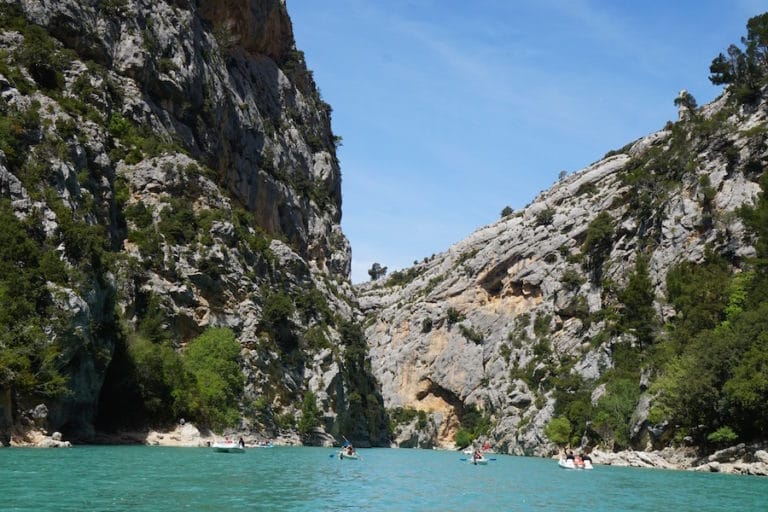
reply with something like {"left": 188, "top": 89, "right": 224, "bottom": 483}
{"left": 287, "top": 0, "right": 764, "bottom": 283}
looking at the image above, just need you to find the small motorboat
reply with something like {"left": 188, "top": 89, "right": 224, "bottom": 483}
{"left": 212, "top": 441, "right": 245, "bottom": 453}
{"left": 558, "top": 458, "right": 593, "bottom": 470}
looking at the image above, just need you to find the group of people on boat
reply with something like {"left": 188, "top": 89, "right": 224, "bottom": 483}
{"left": 220, "top": 436, "right": 245, "bottom": 448}
{"left": 563, "top": 448, "right": 592, "bottom": 468}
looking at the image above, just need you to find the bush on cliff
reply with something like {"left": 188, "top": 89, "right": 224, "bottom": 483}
{"left": 181, "top": 327, "right": 243, "bottom": 430}
{"left": 0, "top": 200, "right": 68, "bottom": 403}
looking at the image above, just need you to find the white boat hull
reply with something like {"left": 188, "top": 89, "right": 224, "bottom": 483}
{"left": 558, "top": 458, "right": 593, "bottom": 470}
{"left": 212, "top": 443, "right": 245, "bottom": 453}
{"left": 338, "top": 450, "right": 359, "bottom": 460}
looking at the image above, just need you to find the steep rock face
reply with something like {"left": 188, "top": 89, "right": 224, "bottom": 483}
{"left": 20, "top": 0, "right": 347, "bottom": 275}
{"left": 0, "top": 0, "right": 370, "bottom": 442}
{"left": 358, "top": 90, "right": 768, "bottom": 455}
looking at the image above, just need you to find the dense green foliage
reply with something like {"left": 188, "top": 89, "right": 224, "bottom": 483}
{"left": 389, "top": 406, "right": 428, "bottom": 433}
{"left": 261, "top": 290, "right": 297, "bottom": 352}
{"left": 646, "top": 168, "right": 768, "bottom": 443}
{"left": 0, "top": 201, "right": 68, "bottom": 400}
{"left": 535, "top": 208, "right": 555, "bottom": 226}
{"left": 591, "top": 379, "right": 640, "bottom": 449}
{"left": 453, "top": 404, "right": 491, "bottom": 448}
{"left": 581, "top": 212, "right": 614, "bottom": 284}
{"left": 617, "top": 256, "right": 657, "bottom": 348}
{"left": 385, "top": 267, "right": 421, "bottom": 287}
{"left": 97, "top": 326, "right": 243, "bottom": 431}
{"left": 336, "top": 320, "right": 389, "bottom": 445}
{"left": 182, "top": 327, "right": 243, "bottom": 430}
{"left": 549, "top": 170, "right": 768, "bottom": 449}
{"left": 544, "top": 416, "right": 572, "bottom": 445}
{"left": 298, "top": 391, "right": 321, "bottom": 436}
{"left": 0, "top": 102, "right": 40, "bottom": 170}
{"left": 545, "top": 13, "right": 768, "bottom": 451}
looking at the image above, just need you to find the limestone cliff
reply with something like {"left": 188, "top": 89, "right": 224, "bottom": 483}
{"left": 358, "top": 88, "right": 768, "bottom": 455}
{"left": 0, "top": 0, "right": 387, "bottom": 445}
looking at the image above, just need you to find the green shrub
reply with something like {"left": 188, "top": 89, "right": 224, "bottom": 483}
{"left": 618, "top": 256, "right": 657, "bottom": 347}
{"left": 454, "top": 428, "right": 473, "bottom": 448}
{"left": 591, "top": 378, "right": 640, "bottom": 449}
{"left": 262, "top": 291, "right": 297, "bottom": 352}
{"left": 389, "top": 406, "right": 428, "bottom": 431}
{"left": 135, "top": 293, "right": 170, "bottom": 343}
{"left": 0, "top": 200, "right": 68, "bottom": 399}
{"left": 446, "top": 307, "right": 464, "bottom": 325}
{"left": 665, "top": 253, "right": 731, "bottom": 349}
{"left": 459, "top": 324, "right": 484, "bottom": 344}
{"left": 386, "top": 267, "right": 420, "bottom": 287}
{"left": 298, "top": 391, "right": 321, "bottom": 435}
{"left": 707, "top": 426, "right": 738, "bottom": 446}
{"left": 499, "top": 343, "right": 511, "bottom": 364}
{"left": 275, "top": 411, "right": 296, "bottom": 431}
{"left": 127, "top": 334, "right": 186, "bottom": 422}
{"left": 535, "top": 208, "right": 555, "bottom": 226}
{"left": 302, "top": 325, "right": 331, "bottom": 351}
{"left": 582, "top": 212, "right": 614, "bottom": 284}
{"left": 125, "top": 202, "right": 154, "bottom": 229}
{"left": 533, "top": 313, "right": 551, "bottom": 337}
{"left": 294, "top": 286, "right": 332, "bottom": 324}
{"left": 560, "top": 268, "right": 586, "bottom": 291}
{"left": 390, "top": 406, "right": 417, "bottom": 425}
{"left": 454, "top": 404, "right": 491, "bottom": 447}
{"left": 158, "top": 199, "right": 197, "bottom": 244}
{"left": 15, "top": 24, "right": 64, "bottom": 90}
{"left": 0, "top": 102, "right": 40, "bottom": 170}
{"left": 544, "top": 416, "right": 572, "bottom": 445}
{"left": 532, "top": 339, "right": 551, "bottom": 358}
{"left": 182, "top": 327, "right": 243, "bottom": 430}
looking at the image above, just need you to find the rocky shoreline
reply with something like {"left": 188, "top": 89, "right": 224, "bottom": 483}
{"left": 588, "top": 444, "right": 768, "bottom": 476}
{"left": 6, "top": 425, "right": 768, "bottom": 477}
{"left": 3, "top": 423, "right": 303, "bottom": 449}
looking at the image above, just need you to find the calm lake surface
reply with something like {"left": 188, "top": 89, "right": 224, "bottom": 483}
{"left": 2, "top": 446, "right": 767, "bottom": 511}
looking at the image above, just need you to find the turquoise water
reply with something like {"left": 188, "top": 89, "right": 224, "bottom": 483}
{"left": 2, "top": 446, "right": 767, "bottom": 511}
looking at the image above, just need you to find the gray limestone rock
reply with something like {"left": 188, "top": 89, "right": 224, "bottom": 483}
{"left": 358, "top": 88, "right": 766, "bottom": 453}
